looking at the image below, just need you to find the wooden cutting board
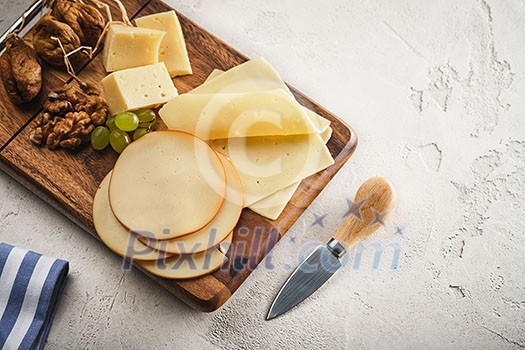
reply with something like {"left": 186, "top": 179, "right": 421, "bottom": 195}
{"left": 0, "top": 0, "right": 357, "bottom": 311}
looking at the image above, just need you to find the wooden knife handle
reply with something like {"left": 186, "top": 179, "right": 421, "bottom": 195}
{"left": 332, "top": 177, "right": 397, "bottom": 250}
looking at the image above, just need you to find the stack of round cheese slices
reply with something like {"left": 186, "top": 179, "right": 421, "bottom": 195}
{"left": 93, "top": 131, "right": 243, "bottom": 279}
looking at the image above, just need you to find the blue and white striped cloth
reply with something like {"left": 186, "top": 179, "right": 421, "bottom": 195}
{"left": 0, "top": 243, "right": 69, "bottom": 350}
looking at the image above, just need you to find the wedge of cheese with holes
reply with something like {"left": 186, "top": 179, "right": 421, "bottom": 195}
{"left": 103, "top": 24, "right": 165, "bottom": 72}
{"left": 195, "top": 59, "right": 331, "bottom": 133}
{"left": 101, "top": 62, "right": 178, "bottom": 114}
{"left": 210, "top": 133, "right": 334, "bottom": 207}
{"left": 135, "top": 10, "right": 192, "bottom": 77}
{"left": 159, "top": 89, "right": 317, "bottom": 140}
{"left": 247, "top": 126, "right": 333, "bottom": 220}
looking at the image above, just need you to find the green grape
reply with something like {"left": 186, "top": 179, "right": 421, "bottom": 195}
{"left": 110, "top": 129, "right": 131, "bottom": 154}
{"left": 133, "top": 128, "right": 151, "bottom": 141}
{"left": 135, "top": 109, "right": 156, "bottom": 128}
{"left": 106, "top": 116, "right": 117, "bottom": 131}
{"left": 115, "top": 111, "right": 139, "bottom": 132}
{"left": 90, "top": 126, "right": 110, "bottom": 151}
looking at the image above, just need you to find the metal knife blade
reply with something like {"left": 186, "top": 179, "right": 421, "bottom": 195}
{"left": 266, "top": 239, "right": 344, "bottom": 320}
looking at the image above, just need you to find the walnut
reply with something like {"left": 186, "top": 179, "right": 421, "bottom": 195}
{"left": 29, "top": 112, "right": 55, "bottom": 145}
{"left": 52, "top": 0, "right": 105, "bottom": 47}
{"left": 33, "top": 15, "right": 81, "bottom": 67}
{"left": 43, "top": 97, "right": 72, "bottom": 115}
{"left": 0, "top": 35, "right": 42, "bottom": 104}
{"left": 75, "top": 94, "right": 108, "bottom": 126}
{"left": 29, "top": 81, "right": 109, "bottom": 150}
{"left": 46, "top": 111, "right": 93, "bottom": 149}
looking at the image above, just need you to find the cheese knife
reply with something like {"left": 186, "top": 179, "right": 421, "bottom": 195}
{"left": 267, "top": 177, "right": 396, "bottom": 320}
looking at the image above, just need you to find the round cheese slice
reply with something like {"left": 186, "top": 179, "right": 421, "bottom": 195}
{"left": 109, "top": 131, "right": 227, "bottom": 240}
{"left": 138, "top": 233, "right": 232, "bottom": 279}
{"left": 140, "top": 153, "right": 243, "bottom": 254}
{"left": 93, "top": 172, "right": 172, "bottom": 261}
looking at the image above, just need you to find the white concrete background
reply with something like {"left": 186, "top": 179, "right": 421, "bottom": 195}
{"left": 1, "top": 0, "right": 524, "bottom": 349}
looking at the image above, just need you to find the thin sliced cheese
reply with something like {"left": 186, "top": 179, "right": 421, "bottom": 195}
{"left": 320, "top": 126, "right": 333, "bottom": 143}
{"left": 109, "top": 131, "right": 227, "bottom": 240}
{"left": 138, "top": 234, "right": 232, "bottom": 279}
{"left": 204, "top": 68, "right": 223, "bottom": 82}
{"left": 141, "top": 153, "right": 243, "bottom": 254}
{"left": 210, "top": 132, "right": 334, "bottom": 207}
{"left": 159, "top": 89, "right": 317, "bottom": 140}
{"left": 193, "top": 59, "right": 330, "bottom": 133}
{"left": 248, "top": 182, "right": 301, "bottom": 220}
{"left": 248, "top": 126, "right": 332, "bottom": 220}
{"left": 93, "top": 172, "right": 172, "bottom": 261}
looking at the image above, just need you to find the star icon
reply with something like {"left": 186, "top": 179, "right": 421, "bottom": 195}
{"left": 394, "top": 226, "right": 404, "bottom": 235}
{"left": 289, "top": 236, "right": 297, "bottom": 243}
{"left": 310, "top": 213, "right": 327, "bottom": 228}
{"left": 370, "top": 209, "right": 387, "bottom": 226}
{"left": 342, "top": 198, "right": 367, "bottom": 221}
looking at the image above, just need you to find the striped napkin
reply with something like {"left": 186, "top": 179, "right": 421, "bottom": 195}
{"left": 0, "top": 243, "right": 69, "bottom": 350}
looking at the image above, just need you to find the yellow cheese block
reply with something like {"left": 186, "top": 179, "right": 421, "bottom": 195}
{"left": 109, "top": 131, "right": 227, "bottom": 240}
{"left": 101, "top": 62, "right": 178, "bottom": 114}
{"left": 135, "top": 10, "right": 192, "bottom": 77}
{"left": 93, "top": 172, "right": 172, "bottom": 261}
{"left": 210, "top": 132, "right": 334, "bottom": 207}
{"left": 103, "top": 24, "right": 165, "bottom": 72}
{"left": 194, "top": 59, "right": 331, "bottom": 133}
{"left": 159, "top": 89, "right": 317, "bottom": 140}
{"left": 138, "top": 234, "right": 232, "bottom": 280}
{"left": 141, "top": 153, "right": 243, "bottom": 254}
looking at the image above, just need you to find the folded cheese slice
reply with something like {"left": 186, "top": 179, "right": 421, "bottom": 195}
{"left": 210, "top": 133, "right": 334, "bottom": 207}
{"left": 198, "top": 60, "right": 330, "bottom": 133}
{"left": 248, "top": 181, "right": 301, "bottom": 220}
{"left": 198, "top": 68, "right": 333, "bottom": 219}
{"left": 248, "top": 126, "right": 333, "bottom": 220}
{"left": 159, "top": 89, "right": 317, "bottom": 140}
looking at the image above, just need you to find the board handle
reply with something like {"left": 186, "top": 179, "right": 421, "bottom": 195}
{"left": 332, "top": 177, "right": 397, "bottom": 250}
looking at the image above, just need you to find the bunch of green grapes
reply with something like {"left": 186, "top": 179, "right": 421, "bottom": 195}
{"left": 90, "top": 109, "right": 156, "bottom": 153}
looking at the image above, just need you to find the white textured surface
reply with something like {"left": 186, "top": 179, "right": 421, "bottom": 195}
{"left": 1, "top": 0, "right": 525, "bottom": 348}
